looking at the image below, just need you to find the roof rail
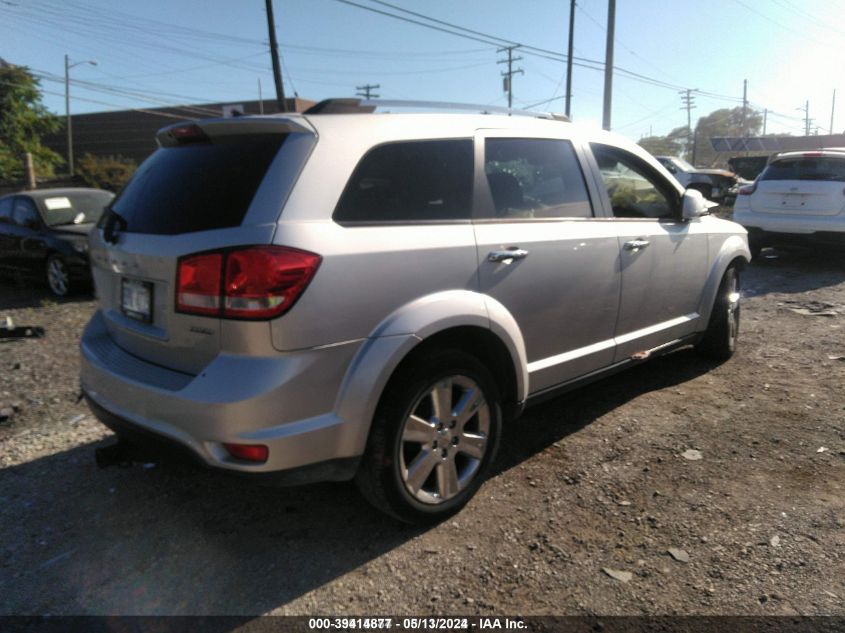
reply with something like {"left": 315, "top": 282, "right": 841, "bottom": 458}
{"left": 303, "top": 98, "right": 569, "bottom": 121}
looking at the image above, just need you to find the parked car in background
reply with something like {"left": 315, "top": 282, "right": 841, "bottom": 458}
{"left": 733, "top": 149, "right": 845, "bottom": 256}
{"left": 655, "top": 155, "right": 745, "bottom": 204}
{"left": 80, "top": 101, "right": 749, "bottom": 523}
{"left": 0, "top": 188, "right": 114, "bottom": 296}
{"left": 728, "top": 155, "right": 770, "bottom": 181}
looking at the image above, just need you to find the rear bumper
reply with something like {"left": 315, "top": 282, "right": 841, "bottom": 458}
{"left": 80, "top": 310, "right": 367, "bottom": 477}
{"left": 745, "top": 226, "right": 845, "bottom": 247}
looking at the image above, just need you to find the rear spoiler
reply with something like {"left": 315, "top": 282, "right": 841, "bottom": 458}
{"left": 156, "top": 115, "right": 316, "bottom": 147}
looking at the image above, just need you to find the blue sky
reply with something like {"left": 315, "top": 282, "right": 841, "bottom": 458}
{"left": 1, "top": 0, "right": 841, "bottom": 141}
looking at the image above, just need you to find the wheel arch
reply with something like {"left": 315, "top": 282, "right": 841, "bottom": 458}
{"left": 696, "top": 235, "right": 750, "bottom": 329}
{"left": 334, "top": 290, "right": 528, "bottom": 456}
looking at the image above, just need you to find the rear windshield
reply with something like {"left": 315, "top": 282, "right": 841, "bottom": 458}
{"left": 111, "top": 135, "right": 285, "bottom": 235}
{"left": 39, "top": 190, "right": 114, "bottom": 227}
{"left": 761, "top": 157, "right": 845, "bottom": 182}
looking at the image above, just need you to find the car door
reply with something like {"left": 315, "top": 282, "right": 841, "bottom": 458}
{"left": 11, "top": 196, "right": 46, "bottom": 275}
{"left": 0, "top": 197, "right": 14, "bottom": 271}
{"left": 473, "top": 131, "right": 622, "bottom": 395}
{"left": 586, "top": 143, "right": 708, "bottom": 362}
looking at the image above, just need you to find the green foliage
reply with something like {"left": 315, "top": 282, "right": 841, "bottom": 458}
{"left": 76, "top": 153, "right": 137, "bottom": 192}
{"left": 638, "top": 126, "right": 688, "bottom": 158}
{"left": 638, "top": 107, "right": 765, "bottom": 168}
{"left": 0, "top": 65, "right": 63, "bottom": 181}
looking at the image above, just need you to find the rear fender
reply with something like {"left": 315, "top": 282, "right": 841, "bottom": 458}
{"left": 333, "top": 290, "right": 528, "bottom": 455}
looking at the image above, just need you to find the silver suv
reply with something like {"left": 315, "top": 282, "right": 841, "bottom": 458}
{"left": 80, "top": 100, "right": 750, "bottom": 523}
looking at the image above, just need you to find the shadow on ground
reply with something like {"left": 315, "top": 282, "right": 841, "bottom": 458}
{"left": 744, "top": 246, "right": 845, "bottom": 297}
{"left": 1, "top": 348, "right": 716, "bottom": 616}
{"left": 0, "top": 278, "right": 93, "bottom": 311}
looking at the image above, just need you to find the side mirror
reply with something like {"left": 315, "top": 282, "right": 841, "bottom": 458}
{"left": 681, "top": 188, "right": 718, "bottom": 220}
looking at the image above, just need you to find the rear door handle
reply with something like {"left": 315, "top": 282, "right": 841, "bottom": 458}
{"left": 488, "top": 248, "right": 529, "bottom": 263}
{"left": 623, "top": 239, "right": 650, "bottom": 251}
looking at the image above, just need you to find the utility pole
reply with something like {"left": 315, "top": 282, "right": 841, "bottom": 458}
{"left": 741, "top": 79, "right": 748, "bottom": 136}
{"left": 763, "top": 108, "right": 767, "bottom": 135}
{"left": 831, "top": 89, "right": 837, "bottom": 134}
{"left": 602, "top": 0, "right": 615, "bottom": 130}
{"left": 258, "top": 79, "right": 264, "bottom": 114}
{"left": 64, "top": 54, "right": 96, "bottom": 178}
{"left": 355, "top": 84, "right": 381, "bottom": 99}
{"left": 265, "top": 0, "right": 286, "bottom": 112}
{"left": 497, "top": 45, "right": 523, "bottom": 110}
{"left": 679, "top": 89, "right": 696, "bottom": 160}
{"left": 801, "top": 100, "right": 811, "bottom": 136}
{"left": 565, "top": 0, "right": 576, "bottom": 118}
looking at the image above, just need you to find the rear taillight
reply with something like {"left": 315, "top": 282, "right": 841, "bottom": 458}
{"left": 176, "top": 253, "right": 222, "bottom": 316}
{"left": 738, "top": 182, "right": 757, "bottom": 196}
{"left": 176, "top": 246, "right": 320, "bottom": 320}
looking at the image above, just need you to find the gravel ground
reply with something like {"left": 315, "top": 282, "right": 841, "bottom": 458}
{"left": 0, "top": 246, "right": 843, "bottom": 616}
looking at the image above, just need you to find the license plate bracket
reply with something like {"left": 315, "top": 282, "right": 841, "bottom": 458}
{"left": 121, "top": 278, "right": 153, "bottom": 323}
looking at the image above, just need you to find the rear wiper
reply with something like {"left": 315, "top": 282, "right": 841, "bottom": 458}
{"left": 101, "top": 206, "right": 128, "bottom": 244}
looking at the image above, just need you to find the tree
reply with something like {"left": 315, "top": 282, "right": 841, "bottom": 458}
{"left": 77, "top": 153, "right": 137, "bottom": 192}
{"left": 693, "top": 107, "right": 763, "bottom": 167}
{"left": 0, "top": 64, "right": 63, "bottom": 182}
{"left": 638, "top": 126, "right": 688, "bottom": 158}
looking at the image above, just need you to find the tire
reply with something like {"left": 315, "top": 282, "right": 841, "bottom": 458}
{"left": 696, "top": 265, "right": 741, "bottom": 360}
{"left": 46, "top": 254, "right": 71, "bottom": 297}
{"left": 355, "top": 348, "right": 502, "bottom": 524}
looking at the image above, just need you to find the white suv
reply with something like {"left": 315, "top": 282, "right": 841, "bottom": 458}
{"left": 80, "top": 99, "right": 750, "bottom": 523}
{"left": 733, "top": 149, "right": 845, "bottom": 255}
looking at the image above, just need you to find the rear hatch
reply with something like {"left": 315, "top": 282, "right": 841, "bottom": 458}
{"left": 88, "top": 117, "right": 315, "bottom": 374}
{"left": 751, "top": 155, "right": 845, "bottom": 216}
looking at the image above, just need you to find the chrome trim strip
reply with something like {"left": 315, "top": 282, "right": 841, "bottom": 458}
{"left": 527, "top": 313, "right": 698, "bottom": 374}
{"left": 614, "top": 313, "right": 698, "bottom": 345}
{"left": 527, "top": 338, "right": 616, "bottom": 373}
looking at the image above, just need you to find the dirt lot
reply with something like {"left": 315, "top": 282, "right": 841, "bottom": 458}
{"left": 1, "top": 246, "right": 843, "bottom": 617}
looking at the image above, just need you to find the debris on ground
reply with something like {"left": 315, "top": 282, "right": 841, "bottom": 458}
{"left": 667, "top": 548, "right": 690, "bottom": 563}
{"left": 602, "top": 568, "right": 633, "bottom": 583}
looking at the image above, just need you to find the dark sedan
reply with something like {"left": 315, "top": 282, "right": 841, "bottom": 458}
{"left": 0, "top": 188, "right": 114, "bottom": 296}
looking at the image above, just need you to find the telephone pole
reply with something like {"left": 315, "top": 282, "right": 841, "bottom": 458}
{"left": 679, "top": 89, "right": 696, "bottom": 160}
{"left": 800, "top": 100, "right": 812, "bottom": 136}
{"left": 602, "top": 0, "right": 615, "bottom": 130}
{"left": 741, "top": 79, "right": 748, "bottom": 136}
{"left": 265, "top": 0, "right": 287, "bottom": 112}
{"left": 497, "top": 45, "right": 523, "bottom": 110}
{"left": 763, "top": 108, "right": 767, "bottom": 135}
{"left": 565, "top": 0, "right": 576, "bottom": 118}
{"left": 355, "top": 84, "right": 380, "bottom": 99}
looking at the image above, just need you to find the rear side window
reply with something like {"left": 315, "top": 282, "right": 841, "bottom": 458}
{"left": 334, "top": 139, "right": 473, "bottom": 223}
{"left": 761, "top": 157, "right": 845, "bottom": 182}
{"left": 484, "top": 138, "right": 592, "bottom": 219}
{"left": 111, "top": 135, "right": 285, "bottom": 235}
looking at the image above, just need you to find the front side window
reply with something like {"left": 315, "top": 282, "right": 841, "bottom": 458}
{"left": 12, "top": 197, "right": 40, "bottom": 228}
{"left": 483, "top": 138, "right": 592, "bottom": 219}
{"left": 334, "top": 139, "right": 473, "bottom": 223}
{"left": 0, "top": 197, "right": 12, "bottom": 223}
{"left": 591, "top": 144, "right": 678, "bottom": 219}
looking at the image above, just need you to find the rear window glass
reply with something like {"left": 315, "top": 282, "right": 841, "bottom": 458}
{"left": 334, "top": 139, "right": 473, "bottom": 223}
{"left": 111, "top": 135, "right": 285, "bottom": 235}
{"left": 761, "top": 157, "right": 845, "bottom": 182}
{"left": 484, "top": 138, "right": 592, "bottom": 219}
{"left": 40, "top": 191, "right": 114, "bottom": 227}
